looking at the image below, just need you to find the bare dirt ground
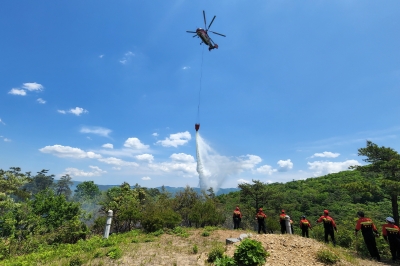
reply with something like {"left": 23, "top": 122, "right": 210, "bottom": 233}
{"left": 89, "top": 229, "right": 389, "bottom": 266}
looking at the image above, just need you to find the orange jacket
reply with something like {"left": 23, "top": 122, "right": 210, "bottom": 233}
{"left": 355, "top": 217, "right": 378, "bottom": 236}
{"left": 279, "top": 213, "right": 286, "bottom": 223}
{"left": 382, "top": 223, "right": 400, "bottom": 241}
{"left": 317, "top": 215, "right": 337, "bottom": 230}
{"left": 233, "top": 210, "right": 242, "bottom": 218}
{"left": 300, "top": 218, "right": 312, "bottom": 229}
{"left": 256, "top": 211, "right": 267, "bottom": 221}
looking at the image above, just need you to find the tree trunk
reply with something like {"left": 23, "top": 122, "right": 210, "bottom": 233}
{"left": 391, "top": 194, "right": 399, "bottom": 225}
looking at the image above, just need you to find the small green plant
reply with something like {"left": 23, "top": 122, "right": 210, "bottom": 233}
{"left": 69, "top": 257, "right": 83, "bottom": 266}
{"left": 316, "top": 248, "right": 340, "bottom": 264}
{"left": 144, "top": 237, "right": 155, "bottom": 242}
{"left": 93, "top": 251, "right": 103, "bottom": 258}
{"left": 131, "top": 238, "right": 140, "bottom": 243}
{"left": 215, "top": 255, "right": 237, "bottom": 266}
{"left": 233, "top": 238, "right": 269, "bottom": 266}
{"left": 172, "top": 226, "right": 189, "bottom": 237}
{"left": 208, "top": 244, "right": 225, "bottom": 262}
{"left": 202, "top": 230, "right": 210, "bottom": 237}
{"left": 107, "top": 247, "right": 123, "bottom": 260}
{"left": 150, "top": 229, "right": 164, "bottom": 237}
{"left": 193, "top": 244, "right": 198, "bottom": 254}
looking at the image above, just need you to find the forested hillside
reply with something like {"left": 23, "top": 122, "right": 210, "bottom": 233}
{"left": 1, "top": 141, "right": 399, "bottom": 264}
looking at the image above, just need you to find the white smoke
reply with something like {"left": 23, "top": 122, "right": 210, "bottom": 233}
{"left": 196, "top": 132, "right": 239, "bottom": 192}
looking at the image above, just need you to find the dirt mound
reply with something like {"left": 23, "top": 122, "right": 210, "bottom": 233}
{"left": 102, "top": 229, "right": 383, "bottom": 266}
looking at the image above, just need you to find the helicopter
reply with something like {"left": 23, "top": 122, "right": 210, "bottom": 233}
{"left": 186, "top": 10, "right": 226, "bottom": 51}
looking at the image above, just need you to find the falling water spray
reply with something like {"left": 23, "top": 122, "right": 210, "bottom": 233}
{"left": 195, "top": 124, "right": 237, "bottom": 192}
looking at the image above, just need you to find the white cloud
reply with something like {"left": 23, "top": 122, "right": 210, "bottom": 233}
{"left": 98, "top": 157, "right": 139, "bottom": 167}
{"left": 152, "top": 133, "right": 159, "bottom": 137}
{"left": 22, "top": 82, "right": 43, "bottom": 91}
{"left": 149, "top": 161, "right": 197, "bottom": 176}
{"left": 135, "top": 154, "right": 154, "bottom": 163}
{"left": 182, "top": 66, "right": 191, "bottom": 70}
{"left": 307, "top": 159, "right": 360, "bottom": 176}
{"left": 0, "top": 119, "right": 5, "bottom": 125}
{"left": 102, "top": 143, "right": 114, "bottom": 149}
{"left": 119, "top": 51, "right": 135, "bottom": 64}
{"left": 239, "top": 155, "right": 262, "bottom": 170}
{"left": 69, "top": 107, "right": 88, "bottom": 116}
{"left": 142, "top": 176, "right": 151, "bottom": 180}
{"left": 3, "top": 138, "right": 11, "bottom": 142}
{"left": 39, "top": 145, "right": 102, "bottom": 159}
{"left": 256, "top": 164, "right": 277, "bottom": 175}
{"left": 80, "top": 126, "right": 112, "bottom": 137}
{"left": 170, "top": 153, "right": 195, "bottom": 163}
{"left": 124, "top": 138, "right": 149, "bottom": 150}
{"left": 99, "top": 54, "right": 104, "bottom": 58}
{"left": 37, "top": 98, "right": 46, "bottom": 104}
{"left": 8, "top": 88, "right": 26, "bottom": 96}
{"left": 156, "top": 131, "right": 191, "bottom": 147}
{"left": 277, "top": 159, "right": 293, "bottom": 172}
{"left": 57, "top": 107, "right": 88, "bottom": 116}
{"left": 311, "top": 151, "right": 340, "bottom": 158}
{"left": 237, "top": 178, "right": 250, "bottom": 184}
{"left": 63, "top": 165, "right": 106, "bottom": 177}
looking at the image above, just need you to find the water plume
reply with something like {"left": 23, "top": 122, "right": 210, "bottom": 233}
{"left": 195, "top": 132, "right": 238, "bottom": 193}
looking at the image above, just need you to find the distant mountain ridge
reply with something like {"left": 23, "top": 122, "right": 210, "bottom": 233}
{"left": 69, "top": 181, "right": 239, "bottom": 196}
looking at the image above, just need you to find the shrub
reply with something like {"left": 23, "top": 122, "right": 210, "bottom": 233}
{"left": 69, "top": 257, "right": 83, "bottom": 266}
{"left": 233, "top": 238, "right": 269, "bottom": 266}
{"left": 215, "top": 255, "right": 237, "bottom": 266}
{"left": 316, "top": 248, "right": 340, "bottom": 264}
{"left": 193, "top": 244, "right": 198, "bottom": 254}
{"left": 208, "top": 244, "right": 225, "bottom": 262}
{"left": 171, "top": 226, "right": 189, "bottom": 237}
{"left": 106, "top": 247, "right": 123, "bottom": 260}
{"left": 202, "top": 231, "right": 210, "bottom": 237}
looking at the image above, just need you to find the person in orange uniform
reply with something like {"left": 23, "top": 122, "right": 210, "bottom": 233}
{"left": 279, "top": 210, "right": 287, "bottom": 234}
{"left": 382, "top": 216, "right": 400, "bottom": 262}
{"left": 255, "top": 208, "right": 267, "bottom": 234}
{"left": 354, "top": 211, "right": 380, "bottom": 261}
{"left": 300, "top": 215, "right": 312, "bottom": 238}
{"left": 316, "top": 210, "right": 338, "bottom": 246}
{"left": 233, "top": 206, "right": 243, "bottom": 229}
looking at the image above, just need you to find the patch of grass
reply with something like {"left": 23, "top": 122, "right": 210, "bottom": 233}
{"left": 193, "top": 244, "right": 198, "bottom": 254}
{"left": 202, "top": 231, "right": 210, "bottom": 237}
{"left": 208, "top": 244, "right": 225, "bottom": 263}
{"left": 106, "top": 247, "right": 123, "bottom": 260}
{"left": 316, "top": 248, "right": 340, "bottom": 264}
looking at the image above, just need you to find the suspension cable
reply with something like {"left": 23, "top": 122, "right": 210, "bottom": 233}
{"left": 197, "top": 46, "right": 205, "bottom": 123}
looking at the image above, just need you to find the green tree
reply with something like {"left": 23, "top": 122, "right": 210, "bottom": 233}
{"left": 55, "top": 174, "right": 73, "bottom": 198}
{"left": 74, "top": 181, "right": 101, "bottom": 200}
{"left": 354, "top": 141, "right": 400, "bottom": 224}
{"left": 172, "top": 186, "right": 200, "bottom": 226}
{"left": 24, "top": 169, "right": 54, "bottom": 195}
{"left": 238, "top": 180, "right": 268, "bottom": 211}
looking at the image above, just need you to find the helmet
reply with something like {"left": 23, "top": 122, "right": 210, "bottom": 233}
{"left": 259, "top": 208, "right": 263, "bottom": 211}
{"left": 357, "top": 211, "right": 364, "bottom": 217}
{"left": 302, "top": 215, "right": 306, "bottom": 219}
{"left": 323, "top": 210, "right": 329, "bottom": 214}
{"left": 386, "top": 217, "right": 395, "bottom": 223}
{"left": 281, "top": 209, "right": 285, "bottom": 213}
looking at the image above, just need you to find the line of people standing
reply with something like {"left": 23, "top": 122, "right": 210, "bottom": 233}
{"left": 233, "top": 206, "right": 400, "bottom": 262}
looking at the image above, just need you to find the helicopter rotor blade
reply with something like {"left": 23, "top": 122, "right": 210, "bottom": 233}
{"left": 193, "top": 35, "right": 197, "bottom": 38}
{"left": 209, "top": 31, "right": 226, "bottom": 37}
{"left": 186, "top": 31, "right": 197, "bottom": 33}
{"left": 208, "top": 16, "right": 216, "bottom": 30}
{"left": 203, "top": 10, "right": 207, "bottom": 29}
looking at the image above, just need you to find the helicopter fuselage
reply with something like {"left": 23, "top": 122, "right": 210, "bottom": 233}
{"left": 196, "top": 28, "right": 218, "bottom": 50}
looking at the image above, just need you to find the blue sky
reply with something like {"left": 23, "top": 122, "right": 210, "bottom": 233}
{"left": 1, "top": 1, "right": 399, "bottom": 188}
